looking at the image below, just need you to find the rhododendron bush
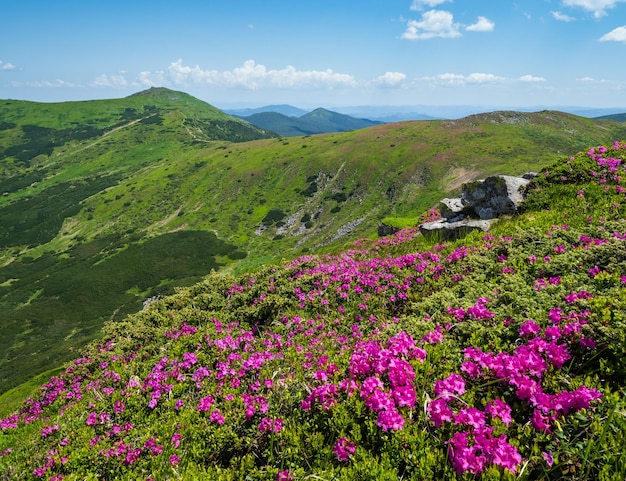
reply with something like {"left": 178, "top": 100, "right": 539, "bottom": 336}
{"left": 1, "top": 143, "right": 625, "bottom": 480}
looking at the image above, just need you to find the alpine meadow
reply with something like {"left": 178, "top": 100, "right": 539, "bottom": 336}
{"left": 0, "top": 88, "right": 625, "bottom": 480}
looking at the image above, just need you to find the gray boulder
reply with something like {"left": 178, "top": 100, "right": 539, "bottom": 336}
{"left": 439, "top": 197, "right": 467, "bottom": 222}
{"left": 378, "top": 223, "right": 400, "bottom": 237}
{"left": 461, "top": 175, "right": 530, "bottom": 220}
{"left": 419, "top": 218, "right": 497, "bottom": 241}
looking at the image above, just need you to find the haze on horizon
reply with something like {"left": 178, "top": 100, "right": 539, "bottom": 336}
{"left": 2, "top": 0, "right": 626, "bottom": 111}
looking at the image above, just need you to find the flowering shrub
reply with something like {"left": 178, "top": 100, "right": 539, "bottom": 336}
{"left": 1, "top": 142, "right": 625, "bottom": 479}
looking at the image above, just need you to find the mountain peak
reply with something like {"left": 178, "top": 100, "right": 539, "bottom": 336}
{"left": 127, "top": 86, "right": 181, "bottom": 98}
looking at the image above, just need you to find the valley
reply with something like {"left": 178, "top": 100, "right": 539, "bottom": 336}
{"left": 1, "top": 88, "right": 625, "bottom": 398}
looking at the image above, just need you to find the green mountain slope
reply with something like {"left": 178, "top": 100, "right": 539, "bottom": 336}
{"left": 1, "top": 93, "right": 626, "bottom": 396}
{"left": 0, "top": 140, "right": 624, "bottom": 480}
{"left": 240, "top": 107, "right": 381, "bottom": 136}
{"left": 594, "top": 112, "right": 626, "bottom": 122}
{"left": 225, "top": 104, "right": 310, "bottom": 117}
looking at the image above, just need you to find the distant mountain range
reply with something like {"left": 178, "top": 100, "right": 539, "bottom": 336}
{"left": 233, "top": 107, "right": 383, "bottom": 137}
{"left": 225, "top": 104, "right": 626, "bottom": 123}
{"left": 594, "top": 112, "right": 626, "bottom": 122}
{"left": 225, "top": 104, "right": 310, "bottom": 118}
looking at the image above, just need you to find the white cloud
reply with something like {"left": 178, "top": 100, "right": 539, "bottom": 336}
{"left": 520, "top": 74, "right": 547, "bottom": 82}
{"left": 427, "top": 73, "right": 465, "bottom": 86}
{"left": 576, "top": 76, "right": 615, "bottom": 84}
{"left": 0, "top": 61, "right": 17, "bottom": 71}
{"left": 91, "top": 74, "right": 128, "bottom": 88}
{"left": 140, "top": 59, "right": 358, "bottom": 90}
{"left": 551, "top": 11, "right": 576, "bottom": 21}
{"left": 410, "top": 0, "right": 451, "bottom": 11}
{"left": 375, "top": 71, "right": 407, "bottom": 86}
{"left": 421, "top": 72, "right": 505, "bottom": 87}
{"left": 562, "top": 0, "right": 626, "bottom": 19}
{"left": 466, "top": 16, "right": 495, "bottom": 32}
{"left": 11, "top": 79, "right": 80, "bottom": 88}
{"left": 138, "top": 70, "right": 167, "bottom": 87}
{"left": 599, "top": 25, "right": 626, "bottom": 42}
{"left": 402, "top": 10, "right": 461, "bottom": 39}
{"left": 466, "top": 73, "right": 504, "bottom": 83}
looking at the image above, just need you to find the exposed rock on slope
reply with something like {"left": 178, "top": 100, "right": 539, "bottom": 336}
{"left": 420, "top": 173, "right": 536, "bottom": 240}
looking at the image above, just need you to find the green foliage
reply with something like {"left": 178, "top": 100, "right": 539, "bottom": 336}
{"left": 1, "top": 91, "right": 626, "bottom": 425}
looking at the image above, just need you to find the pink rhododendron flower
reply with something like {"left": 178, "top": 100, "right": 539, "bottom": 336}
{"left": 427, "top": 398, "right": 454, "bottom": 427}
{"left": 171, "top": 432, "right": 181, "bottom": 448}
{"left": 387, "top": 331, "right": 416, "bottom": 355}
{"left": 377, "top": 408, "right": 405, "bottom": 431}
{"left": 485, "top": 399, "right": 513, "bottom": 426}
{"left": 277, "top": 470, "right": 293, "bottom": 481}
{"left": 333, "top": 437, "right": 356, "bottom": 461}
{"left": 531, "top": 409, "right": 553, "bottom": 432}
{"left": 543, "top": 451, "right": 554, "bottom": 467}
{"left": 460, "top": 360, "right": 481, "bottom": 379}
{"left": 197, "top": 395, "right": 214, "bottom": 412}
{"left": 454, "top": 407, "right": 486, "bottom": 429}
{"left": 258, "top": 417, "right": 283, "bottom": 433}
{"left": 491, "top": 436, "right": 522, "bottom": 473}
{"left": 392, "top": 384, "right": 416, "bottom": 408}
{"left": 519, "top": 320, "right": 541, "bottom": 337}
{"left": 210, "top": 410, "right": 225, "bottom": 425}
{"left": 434, "top": 373, "right": 466, "bottom": 400}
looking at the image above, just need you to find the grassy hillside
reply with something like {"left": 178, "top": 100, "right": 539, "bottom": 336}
{"left": 0, "top": 141, "right": 624, "bottom": 480}
{"left": 594, "top": 112, "right": 626, "bottom": 122}
{"left": 1, "top": 91, "right": 626, "bottom": 397}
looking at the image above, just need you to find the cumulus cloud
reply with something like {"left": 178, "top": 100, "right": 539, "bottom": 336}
{"left": 562, "top": 0, "right": 626, "bottom": 19}
{"left": 551, "top": 11, "right": 576, "bottom": 21}
{"left": 420, "top": 72, "right": 505, "bottom": 87}
{"left": 0, "top": 61, "right": 17, "bottom": 71}
{"left": 374, "top": 71, "right": 407, "bottom": 86}
{"left": 465, "top": 73, "right": 504, "bottom": 83}
{"left": 138, "top": 70, "right": 167, "bottom": 87}
{"left": 11, "top": 79, "right": 80, "bottom": 88}
{"left": 520, "top": 74, "right": 547, "bottom": 82}
{"left": 139, "top": 59, "right": 358, "bottom": 90}
{"left": 91, "top": 74, "right": 128, "bottom": 88}
{"left": 599, "top": 25, "right": 626, "bottom": 42}
{"left": 402, "top": 10, "right": 461, "bottom": 39}
{"left": 466, "top": 16, "right": 495, "bottom": 32}
{"left": 410, "top": 0, "right": 451, "bottom": 10}
{"left": 419, "top": 72, "right": 547, "bottom": 87}
{"left": 576, "top": 76, "right": 616, "bottom": 84}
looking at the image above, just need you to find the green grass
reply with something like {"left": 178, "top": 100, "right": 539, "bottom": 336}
{"left": 0, "top": 140, "right": 624, "bottom": 479}
{"left": 1, "top": 89, "right": 626, "bottom": 397}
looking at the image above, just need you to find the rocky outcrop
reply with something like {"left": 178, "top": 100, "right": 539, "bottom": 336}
{"left": 378, "top": 223, "right": 401, "bottom": 237}
{"left": 461, "top": 175, "right": 530, "bottom": 220}
{"left": 419, "top": 174, "right": 535, "bottom": 240}
{"left": 419, "top": 218, "right": 498, "bottom": 241}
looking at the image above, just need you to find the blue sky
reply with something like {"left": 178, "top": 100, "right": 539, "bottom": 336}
{"left": 2, "top": 0, "right": 626, "bottom": 109}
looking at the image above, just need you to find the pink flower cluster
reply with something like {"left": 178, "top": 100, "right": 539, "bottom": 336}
{"left": 446, "top": 297, "right": 495, "bottom": 322}
{"left": 427, "top": 288, "right": 605, "bottom": 474}
{"left": 333, "top": 436, "right": 356, "bottom": 462}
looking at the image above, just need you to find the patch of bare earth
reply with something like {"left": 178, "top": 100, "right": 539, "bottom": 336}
{"left": 444, "top": 167, "right": 480, "bottom": 192}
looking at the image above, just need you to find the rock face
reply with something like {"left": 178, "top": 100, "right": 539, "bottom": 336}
{"left": 419, "top": 218, "right": 498, "bottom": 241}
{"left": 439, "top": 198, "right": 468, "bottom": 222}
{"left": 419, "top": 174, "right": 531, "bottom": 240}
{"left": 378, "top": 223, "right": 401, "bottom": 237}
{"left": 461, "top": 175, "right": 530, "bottom": 220}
